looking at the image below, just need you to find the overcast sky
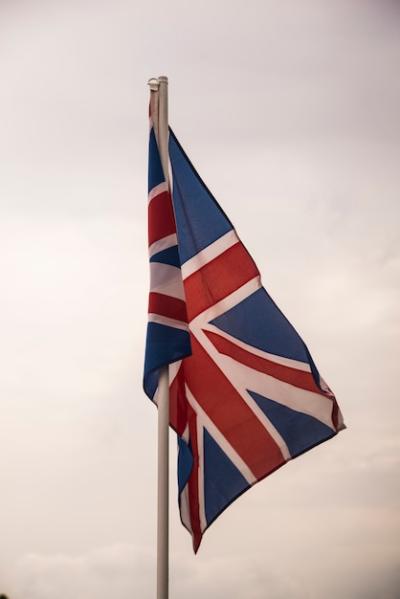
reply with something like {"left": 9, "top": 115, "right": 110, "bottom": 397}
{"left": 0, "top": 1, "right": 399, "bottom": 597}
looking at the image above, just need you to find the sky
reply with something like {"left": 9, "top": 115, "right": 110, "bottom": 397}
{"left": 0, "top": 0, "right": 399, "bottom": 597}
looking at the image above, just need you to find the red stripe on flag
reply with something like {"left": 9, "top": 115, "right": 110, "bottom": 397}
{"left": 185, "top": 335, "right": 285, "bottom": 480}
{"left": 331, "top": 398, "right": 341, "bottom": 431}
{"left": 170, "top": 374, "right": 202, "bottom": 550}
{"left": 169, "top": 365, "right": 188, "bottom": 437}
{"left": 205, "top": 330, "right": 323, "bottom": 395}
{"left": 184, "top": 243, "right": 259, "bottom": 321}
{"left": 148, "top": 292, "right": 188, "bottom": 323}
{"left": 148, "top": 191, "right": 176, "bottom": 246}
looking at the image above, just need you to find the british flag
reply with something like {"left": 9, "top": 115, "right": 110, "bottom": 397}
{"left": 144, "top": 114, "right": 345, "bottom": 552}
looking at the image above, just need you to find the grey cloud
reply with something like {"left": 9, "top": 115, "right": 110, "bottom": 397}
{"left": 6, "top": 545, "right": 293, "bottom": 599}
{"left": 5, "top": 535, "right": 400, "bottom": 599}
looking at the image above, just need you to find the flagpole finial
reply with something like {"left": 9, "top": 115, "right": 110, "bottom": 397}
{"left": 148, "top": 77, "right": 160, "bottom": 91}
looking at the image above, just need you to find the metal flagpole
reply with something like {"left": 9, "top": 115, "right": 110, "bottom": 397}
{"left": 148, "top": 75, "right": 170, "bottom": 599}
{"left": 157, "top": 364, "right": 169, "bottom": 599}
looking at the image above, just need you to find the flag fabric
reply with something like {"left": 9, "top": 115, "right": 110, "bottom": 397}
{"left": 144, "top": 114, "right": 345, "bottom": 552}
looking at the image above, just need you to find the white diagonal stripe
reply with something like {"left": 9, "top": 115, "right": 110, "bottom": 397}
{"left": 148, "top": 313, "right": 188, "bottom": 332}
{"left": 189, "top": 276, "right": 262, "bottom": 328}
{"left": 182, "top": 230, "right": 239, "bottom": 280}
{"left": 215, "top": 352, "right": 334, "bottom": 429}
{"left": 169, "top": 360, "right": 182, "bottom": 384}
{"left": 148, "top": 181, "right": 168, "bottom": 203}
{"left": 149, "top": 233, "right": 177, "bottom": 258}
{"left": 189, "top": 322, "right": 291, "bottom": 461}
{"left": 188, "top": 275, "right": 333, "bottom": 428}
{"left": 202, "top": 323, "right": 311, "bottom": 372}
{"left": 185, "top": 385, "right": 257, "bottom": 486}
{"left": 150, "top": 262, "right": 185, "bottom": 300}
{"left": 179, "top": 485, "right": 192, "bottom": 533}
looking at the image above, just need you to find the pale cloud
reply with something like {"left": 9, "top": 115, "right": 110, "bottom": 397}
{"left": 8, "top": 545, "right": 155, "bottom": 599}
{"left": 5, "top": 517, "right": 400, "bottom": 599}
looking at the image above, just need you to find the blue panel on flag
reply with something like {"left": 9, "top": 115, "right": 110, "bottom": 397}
{"left": 169, "top": 130, "right": 233, "bottom": 264}
{"left": 178, "top": 437, "right": 193, "bottom": 493}
{"left": 248, "top": 390, "right": 335, "bottom": 458}
{"left": 203, "top": 428, "right": 249, "bottom": 526}
{"left": 148, "top": 128, "right": 165, "bottom": 192}
{"left": 150, "top": 245, "right": 181, "bottom": 268}
{"left": 144, "top": 369, "right": 158, "bottom": 400}
{"left": 211, "top": 287, "right": 310, "bottom": 363}
{"left": 144, "top": 322, "right": 191, "bottom": 376}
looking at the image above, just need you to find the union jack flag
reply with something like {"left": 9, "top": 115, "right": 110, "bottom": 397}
{"left": 144, "top": 111, "right": 345, "bottom": 552}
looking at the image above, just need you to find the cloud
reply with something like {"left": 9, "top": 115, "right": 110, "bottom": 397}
{"left": 7, "top": 545, "right": 154, "bottom": 599}
{"left": 6, "top": 544, "right": 297, "bottom": 599}
{"left": 4, "top": 532, "right": 400, "bottom": 599}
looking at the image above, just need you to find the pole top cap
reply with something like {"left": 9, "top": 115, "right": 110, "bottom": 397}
{"left": 147, "top": 76, "right": 168, "bottom": 91}
{"left": 147, "top": 78, "right": 159, "bottom": 91}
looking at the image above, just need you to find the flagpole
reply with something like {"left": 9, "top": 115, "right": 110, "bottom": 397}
{"left": 149, "top": 75, "right": 170, "bottom": 599}
{"left": 157, "top": 365, "right": 169, "bottom": 599}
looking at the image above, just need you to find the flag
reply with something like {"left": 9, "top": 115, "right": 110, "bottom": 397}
{"left": 144, "top": 115, "right": 345, "bottom": 553}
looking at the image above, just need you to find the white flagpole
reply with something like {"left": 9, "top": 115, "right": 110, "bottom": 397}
{"left": 148, "top": 75, "right": 170, "bottom": 599}
{"left": 157, "top": 365, "right": 169, "bottom": 599}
